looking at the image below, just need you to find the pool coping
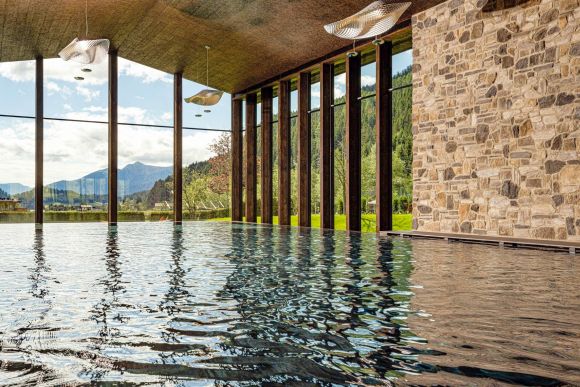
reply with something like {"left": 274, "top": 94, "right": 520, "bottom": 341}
{"left": 383, "top": 231, "right": 579, "bottom": 255}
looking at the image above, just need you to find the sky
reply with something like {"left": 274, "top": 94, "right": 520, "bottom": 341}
{"left": 0, "top": 49, "right": 411, "bottom": 187}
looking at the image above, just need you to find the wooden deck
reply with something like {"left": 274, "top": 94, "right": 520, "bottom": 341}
{"left": 383, "top": 230, "right": 579, "bottom": 255}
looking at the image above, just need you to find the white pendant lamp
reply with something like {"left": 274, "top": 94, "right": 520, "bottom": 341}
{"left": 184, "top": 46, "right": 224, "bottom": 107}
{"left": 58, "top": 0, "right": 110, "bottom": 65}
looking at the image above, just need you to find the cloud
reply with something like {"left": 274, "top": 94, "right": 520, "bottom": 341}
{"left": 119, "top": 58, "right": 172, "bottom": 84}
{"left": 75, "top": 85, "right": 101, "bottom": 102}
{"left": 0, "top": 57, "right": 173, "bottom": 86}
{"left": 361, "top": 75, "right": 376, "bottom": 87}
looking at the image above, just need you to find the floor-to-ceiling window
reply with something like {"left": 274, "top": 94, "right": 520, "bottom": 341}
{"left": 117, "top": 58, "right": 173, "bottom": 221}
{"left": 360, "top": 54, "right": 377, "bottom": 232}
{"left": 333, "top": 67, "right": 346, "bottom": 228}
{"left": 391, "top": 48, "right": 413, "bottom": 230}
{"left": 0, "top": 60, "right": 36, "bottom": 222}
{"left": 272, "top": 92, "right": 279, "bottom": 221}
{"left": 310, "top": 76, "right": 321, "bottom": 228}
{"left": 182, "top": 78, "right": 231, "bottom": 221}
{"left": 290, "top": 84, "right": 298, "bottom": 222}
{"left": 43, "top": 58, "right": 109, "bottom": 221}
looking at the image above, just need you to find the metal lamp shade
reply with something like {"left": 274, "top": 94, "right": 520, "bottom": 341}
{"left": 324, "top": 1, "right": 411, "bottom": 40}
{"left": 184, "top": 89, "right": 224, "bottom": 106}
{"left": 58, "top": 38, "right": 110, "bottom": 65}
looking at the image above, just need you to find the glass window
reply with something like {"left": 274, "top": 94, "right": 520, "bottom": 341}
{"left": 290, "top": 88, "right": 298, "bottom": 219}
{"left": 391, "top": 48, "right": 412, "bottom": 230}
{"left": 361, "top": 60, "right": 377, "bottom": 232}
{"left": 333, "top": 71, "right": 346, "bottom": 228}
{"left": 44, "top": 121, "right": 108, "bottom": 221}
{"left": 118, "top": 124, "right": 173, "bottom": 221}
{"left": 0, "top": 117, "right": 35, "bottom": 222}
{"left": 0, "top": 60, "right": 35, "bottom": 116}
{"left": 43, "top": 57, "right": 108, "bottom": 222}
{"left": 310, "top": 80, "right": 321, "bottom": 228}
{"left": 118, "top": 58, "right": 172, "bottom": 126}
{"left": 272, "top": 95, "right": 279, "bottom": 222}
{"left": 183, "top": 129, "right": 231, "bottom": 221}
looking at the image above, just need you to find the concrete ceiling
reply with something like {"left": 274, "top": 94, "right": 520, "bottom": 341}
{"left": 0, "top": 0, "right": 441, "bottom": 93}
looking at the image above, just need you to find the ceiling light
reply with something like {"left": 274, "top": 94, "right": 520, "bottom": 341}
{"left": 324, "top": 1, "right": 411, "bottom": 40}
{"left": 184, "top": 46, "right": 224, "bottom": 106}
{"left": 58, "top": 0, "right": 110, "bottom": 65}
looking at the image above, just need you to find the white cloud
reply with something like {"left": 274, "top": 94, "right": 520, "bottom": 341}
{"left": 119, "top": 58, "right": 172, "bottom": 84}
{"left": 75, "top": 85, "right": 100, "bottom": 102}
{"left": 361, "top": 75, "right": 376, "bottom": 87}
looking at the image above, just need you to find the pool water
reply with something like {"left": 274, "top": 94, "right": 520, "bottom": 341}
{"left": 0, "top": 222, "right": 578, "bottom": 385}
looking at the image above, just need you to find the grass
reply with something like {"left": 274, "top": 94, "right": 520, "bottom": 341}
{"left": 209, "top": 213, "right": 412, "bottom": 232}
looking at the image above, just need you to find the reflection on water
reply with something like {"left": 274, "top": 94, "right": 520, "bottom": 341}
{"left": 0, "top": 222, "right": 578, "bottom": 385}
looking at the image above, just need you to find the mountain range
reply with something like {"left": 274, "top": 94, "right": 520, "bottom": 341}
{"left": 45, "top": 162, "right": 172, "bottom": 199}
{"left": 4, "top": 162, "right": 173, "bottom": 207}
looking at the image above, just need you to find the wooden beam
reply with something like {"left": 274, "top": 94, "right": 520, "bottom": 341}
{"left": 278, "top": 80, "right": 291, "bottom": 225}
{"left": 298, "top": 72, "right": 311, "bottom": 227}
{"left": 173, "top": 73, "right": 183, "bottom": 224}
{"left": 376, "top": 42, "right": 393, "bottom": 231}
{"left": 231, "top": 99, "right": 243, "bottom": 221}
{"left": 260, "top": 87, "right": 273, "bottom": 224}
{"left": 346, "top": 54, "right": 361, "bottom": 231}
{"left": 35, "top": 56, "right": 43, "bottom": 226}
{"left": 108, "top": 50, "right": 118, "bottom": 226}
{"left": 320, "top": 63, "right": 334, "bottom": 229}
{"left": 245, "top": 93, "right": 257, "bottom": 222}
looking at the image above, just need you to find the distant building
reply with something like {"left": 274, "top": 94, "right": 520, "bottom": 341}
{"left": 154, "top": 202, "right": 173, "bottom": 210}
{"left": 0, "top": 198, "right": 24, "bottom": 212}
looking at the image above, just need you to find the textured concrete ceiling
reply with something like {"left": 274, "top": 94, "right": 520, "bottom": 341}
{"left": 0, "top": 0, "right": 441, "bottom": 93}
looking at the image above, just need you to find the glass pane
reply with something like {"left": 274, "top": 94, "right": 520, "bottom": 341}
{"left": 183, "top": 130, "right": 230, "bottom": 221}
{"left": 392, "top": 87, "right": 413, "bottom": 231}
{"left": 118, "top": 124, "right": 173, "bottom": 221}
{"left": 333, "top": 104, "right": 346, "bottom": 229}
{"left": 290, "top": 89, "right": 298, "bottom": 219}
{"left": 393, "top": 49, "right": 413, "bottom": 88}
{"left": 256, "top": 103, "right": 261, "bottom": 220}
{"left": 290, "top": 116, "right": 298, "bottom": 218}
{"left": 310, "top": 110, "right": 320, "bottom": 228}
{"left": 44, "top": 121, "right": 108, "bottom": 221}
{"left": 334, "top": 73, "right": 346, "bottom": 105}
{"left": 361, "top": 61, "right": 376, "bottom": 97}
{"left": 44, "top": 57, "right": 108, "bottom": 119}
{"left": 118, "top": 58, "right": 172, "bottom": 125}
{"left": 311, "top": 82, "right": 320, "bottom": 111}
{"left": 361, "top": 96, "right": 376, "bottom": 232}
{"left": 183, "top": 79, "right": 230, "bottom": 130}
{"left": 0, "top": 60, "right": 35, "bottom": 116}
{"left": 272, "top": 121, "right": 279, "bottom": 221}
{"left": 0, "top": 117, "right": 35, "bottom": 223}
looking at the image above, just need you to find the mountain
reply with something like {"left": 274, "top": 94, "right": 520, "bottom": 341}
{"left": 0, "top": 183, "right": 32, "bottom": 196}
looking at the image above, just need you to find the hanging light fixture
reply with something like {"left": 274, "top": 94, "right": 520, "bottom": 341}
{"left": 58, "top": 0, "right": 110, "bottom": 65}
{"left": 184, "top": 46, "right": 224, "bottom": 106}
{"left": 324, "top": 1, "right": 411, "bottom": 56}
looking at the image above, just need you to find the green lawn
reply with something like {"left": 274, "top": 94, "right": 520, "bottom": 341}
{"left": 209, "top": 213, "right": 412, "bottom": 232}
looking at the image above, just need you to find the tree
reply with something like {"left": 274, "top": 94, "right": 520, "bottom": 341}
{"left": 208, "top": 132, "right": 231, "bottom": 198}
{"left": 182, "top": 170, "right": 210, "bottom": 218}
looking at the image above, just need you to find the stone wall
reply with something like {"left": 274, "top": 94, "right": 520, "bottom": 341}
{"left": 411, "top": 0, "right": 579, "bottom": 241}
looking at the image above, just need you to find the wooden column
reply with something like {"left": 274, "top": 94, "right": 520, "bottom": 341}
{"left": 245, "top": 93, "right": 257, "bottom": 222}
{"left": 346, "top": 54, "right": 361, "bottom": 231}
{"left": 173, "top": 73, "right": 183, "bottom": 224}
{"left": 108, "top": 50, "right": 118, "bottom": 226}
{"left": 278, "top": 80, "right": 291, "bottom": 225}
{"left": 320, "top": 63, "right": 334, "bottom": 229}
{"left": 260, "top": 87, "right": 273, "bottom": 224}
{"left": 35, "top": 56, "right": 43, "bottom": 226}
{"left": 298, "top": 72, "right": 311, "bottom": 227}
{"left": 231, "top": 98, "right": 243, "bottom": 221}
{"left": 376, "top": 42, "right": 393, "bottom": 231}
